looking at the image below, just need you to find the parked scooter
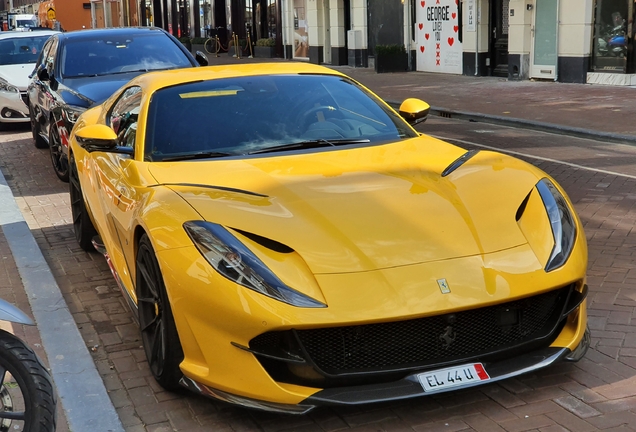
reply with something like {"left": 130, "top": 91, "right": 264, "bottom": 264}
{"left": 596, "top": 17, "right": 627, "bottom": 58}
{"left": 0, "top": 298, "right": 56, "bottom": 432}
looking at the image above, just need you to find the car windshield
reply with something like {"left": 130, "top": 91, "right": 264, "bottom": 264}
{"left": 60, "top": 33, "right": 192, "bottom": 78}
{"left": 144, "top": 74, "right": 418, "bottom": 161}
{"left": 0, "top": 35, "right": 52, "bottom": 65}
{"left": 16, "top": 19, "right": 37, "bottom": 29}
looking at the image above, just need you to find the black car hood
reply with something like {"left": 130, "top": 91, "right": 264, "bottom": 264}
{"left": 58, "top": 72, "right": 142, "bottom": 108}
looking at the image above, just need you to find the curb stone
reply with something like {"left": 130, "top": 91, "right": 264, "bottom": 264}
{"left": 386, "top": 100, "right": 636, "bottom": 146}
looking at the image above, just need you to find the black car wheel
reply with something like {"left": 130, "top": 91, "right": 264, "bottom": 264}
{"left": 69, "top": 155, "right": 97, "bottom": 252}
{"left": 29, "top": 105, "right": 47, "bottom": 149}
{"left": 49, "top": 121, "right": 69, "bottom": 182}
{"left": 136, "top": 234, "right": 184, "bottom": 391}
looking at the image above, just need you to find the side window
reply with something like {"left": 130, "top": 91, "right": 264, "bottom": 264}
{"left": 109, "top": 86, "right": 143, "bottom": 149}
{"left": 35, "top": 39, "right": 53, "bottom": 70}
{"left": 45, "top": 38, "right": 58, "bottom": 73}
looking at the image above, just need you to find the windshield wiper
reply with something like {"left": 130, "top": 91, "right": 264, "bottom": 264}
{"left": 158, "top": 151, "right": 234, "bottom": 161}
{"left": 248, "top": 138, "right": 370, "bottom": 155}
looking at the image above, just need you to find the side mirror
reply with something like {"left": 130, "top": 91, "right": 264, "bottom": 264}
{"left": 75, "top": 124, "right": 133, "bottom": 155}
{"left": 195, "top": 51, "right": 208, "bottom": 67}
{"left": 36, "top": 66, "right": 49, "bottom": 81}
{"left": 399, "top": 98, "right": 430, "bottom": 126}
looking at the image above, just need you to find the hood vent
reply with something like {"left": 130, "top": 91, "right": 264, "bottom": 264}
{"left": 233, "top": 228, "right": 294, "bottom": 253}
{"left": 441, "top": 150, "right": 479, "bottom": 177}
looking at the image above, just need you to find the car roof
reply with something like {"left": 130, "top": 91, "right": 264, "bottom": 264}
{"left": 0, "top": 30, "right": 59, "bottom": 40}
{"left": 128, "top": 63, "right": 347, "bottom": 95}
{"left": 58, "top": 27, "right": 170, "bottom": 41}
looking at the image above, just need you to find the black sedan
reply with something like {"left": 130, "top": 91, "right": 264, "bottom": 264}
{"left": 27, "top": 27, "right": 207, "bottom": 181}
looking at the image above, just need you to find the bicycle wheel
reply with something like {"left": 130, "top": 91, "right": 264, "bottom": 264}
{"left": 204, "top": 37, "right": 215, "bottom": 54}
{"left": 0, "top": 330, "right": 56, "bottom": 432}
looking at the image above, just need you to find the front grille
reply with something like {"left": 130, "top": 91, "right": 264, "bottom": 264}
{"left": 251, "top": 285, "right": 572, "bottom": 380}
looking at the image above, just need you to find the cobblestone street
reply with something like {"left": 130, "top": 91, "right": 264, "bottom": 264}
{"left": 2, "top": 113, "right": 636, "bottom": 430}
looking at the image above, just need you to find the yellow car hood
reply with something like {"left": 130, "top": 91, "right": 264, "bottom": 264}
{"left": 148, "top": 137, "right": 542, "bottom": 274}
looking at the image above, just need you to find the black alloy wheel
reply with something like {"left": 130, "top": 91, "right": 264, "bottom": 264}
{"left": 136, "top": 234, "right": 184, "bottom": 391}
{"left": 49, "top": 121, "right": 69, "bottom": 182}
{"left": 29, "top": 105, "right": 47, "bottom": 149}
{"left": 69, "top": 155, "right": 97, "bottom": 252}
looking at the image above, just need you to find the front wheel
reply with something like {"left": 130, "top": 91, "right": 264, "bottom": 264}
{"left": 0, "top": 330, "right": 56, "bottom": 432}
{"left": 136, "top": 234, "right": 184, "bottom": 391}
{"left": 69, "top": 154, "right": 97, "bottom": 252}
{"left": 49, "top": 121, "right": 69, "bottom": 182}
{"left": 29, "top": 105, "right": 47, "bottom": 149}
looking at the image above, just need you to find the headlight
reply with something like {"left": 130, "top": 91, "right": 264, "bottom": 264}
{"left": 536, "top": 178, "right": 576, "bottom": 272}
{"left": 184, "top": 221, "right": 326, "bottom": 308}
{"left": 0, "top": 78, "right": 19, "bottom": 93}
{"left": 61, "top": 105, "right": 87, "bottom": 124}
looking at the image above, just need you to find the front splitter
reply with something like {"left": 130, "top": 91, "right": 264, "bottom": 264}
{"left": 305, "top": 346, "right": 570, "bottom": 405}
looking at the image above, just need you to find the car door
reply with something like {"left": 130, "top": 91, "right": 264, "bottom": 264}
{"left": 29, "top": 35, "right": 58, "bottom": 139}
{"left": 94, "top": 86, "right": 143, "bottom": 295}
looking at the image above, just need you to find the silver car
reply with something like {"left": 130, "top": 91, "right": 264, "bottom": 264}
{"left": 0, "top": 30, "right": 58, "bottom": 130}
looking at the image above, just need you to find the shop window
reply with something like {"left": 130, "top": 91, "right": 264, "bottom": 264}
{"left": 592, "top": 0, "right": 630, "bottom": 72}
{"left": 293, "top": 0, "right": 308, "bottom": 58}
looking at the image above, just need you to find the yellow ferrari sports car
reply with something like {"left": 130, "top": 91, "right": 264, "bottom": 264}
{"left": 68, "top": 63, "right": 589, "bottom": 413}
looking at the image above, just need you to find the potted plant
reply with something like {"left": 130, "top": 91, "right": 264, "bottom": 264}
{"left": 374, "top": 44, "right": 408, "bottom": 73}
{"left": 191, "top": 36, "right": 207, "bottom": 55}
{"left": 254, "top": 38, "right": 276, "bottom": 58}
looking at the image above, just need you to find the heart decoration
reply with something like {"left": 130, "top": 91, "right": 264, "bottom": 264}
{"left": 420, "top": 46, "right": 425, "bottom": 53}
{"left": 454, "top": 25, "right": 458, "bottom": 33}
{"left": 421, "top": 0, "right": 425, "bottom": 7}
{"left": 425, "top": 33, "right": 430, "bottom": 40}
{"left": 419, "top": 23, "right": 423, "bottom": 30}
{"left": 452, "top": 12, "right": 457, "bottom": 19}
{"left": 448, "top": 37, "right": 455, "bottom": 46}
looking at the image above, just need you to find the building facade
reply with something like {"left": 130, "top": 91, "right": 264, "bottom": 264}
{"left": 276, "top": 0, "right": 635, "bottom": 86}
{"left": 7, "top": 0, "right": 631, "bottom": 85}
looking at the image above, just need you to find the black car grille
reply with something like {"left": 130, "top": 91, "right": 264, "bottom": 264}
{"left": 20, "top": 92, "right": 28, "bottom": 107}
{"left": 250, "top": 285, "right": 573, "bottom": 382}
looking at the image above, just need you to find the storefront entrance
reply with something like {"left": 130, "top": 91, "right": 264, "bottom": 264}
{"left": 490, "top": 0, "right": 509, "bottom": 77}
{"left": 530, "top": 0, "right": 558, "bottom": 79}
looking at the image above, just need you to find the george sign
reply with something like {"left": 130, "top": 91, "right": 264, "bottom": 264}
{"left": 415, "top": 0, "right": 463, "bottom": 74}
{"left": 466, "top": 0, "right": 475, "bottom": 32}
{"left": 47, "top": 7, "right": 56, "bottom": 21}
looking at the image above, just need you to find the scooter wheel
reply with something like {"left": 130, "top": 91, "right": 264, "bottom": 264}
{"left": 0, "top": 330, "right": 56, "bottom": 432}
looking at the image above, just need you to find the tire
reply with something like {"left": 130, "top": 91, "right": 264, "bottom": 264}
{"left": 69, "top": 154, "right": 97, "bottom": 252}
{"left": 136, "top": 234, "right": 184, "bottom": 391}
{"left": 29, "top": 105, "right": 47, "bottom": 149}
{"left": 0, "top": 330, "right": 56, "bottom": 432}
{"left": 49, "top": 121, "right": 69, "bottom": 182}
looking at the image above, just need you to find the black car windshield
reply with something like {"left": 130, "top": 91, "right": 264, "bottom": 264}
{"left": 0, "top": 35, "right": 52, "bottom": 65}
{"left": 144, "top": 74, "right": 418, "bottom": 161}
{"left": 61, "top": 33, "right": 192, "bottom": 78}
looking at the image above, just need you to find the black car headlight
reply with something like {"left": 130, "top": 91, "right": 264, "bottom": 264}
{"left": 0, "top": 78, "right": 19, "bottom": 94}
{"left": 184, "top": 221, "right": 325, "bottom": 308}
{"left": 61, "top": 105, "right": 87, "bottom": 125}
{"left": 536, "top": 178, "right": 576, "bottom": 272}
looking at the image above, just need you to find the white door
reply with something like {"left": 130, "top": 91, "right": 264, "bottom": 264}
{"left": 530, "top": 0, "right": 559, "bottom": 79}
